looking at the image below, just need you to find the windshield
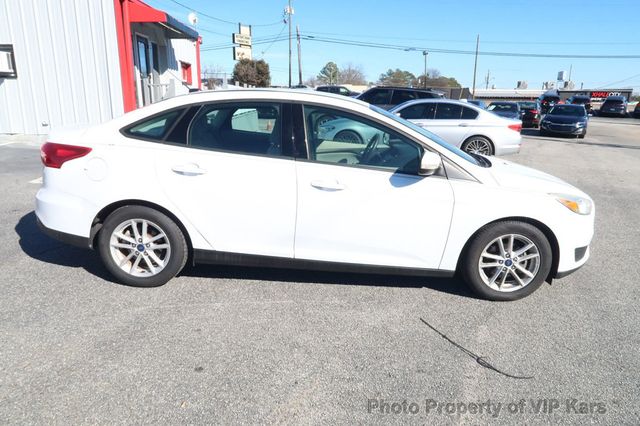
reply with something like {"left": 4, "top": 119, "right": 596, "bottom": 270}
{"left": 549, "top": 105, "right": 586, "bottom": 116}
{"left": 518, "top": 102, "right": 537, "bottom": 109}
{"left": 372, "top": 105, "right": 481, "bottom": 166}
{"left": 488, "top": 103, "right": 518, "bottom": 112}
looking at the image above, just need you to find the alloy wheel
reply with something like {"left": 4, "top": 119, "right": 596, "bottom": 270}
{"left": 464, "top": 138, "right": 492, "bottom": 155}
{"left": 478, "top": 233, "right": 541, "bottom": 292}
{"left": 109, "top": 219, "right": 171, "bottom": 277}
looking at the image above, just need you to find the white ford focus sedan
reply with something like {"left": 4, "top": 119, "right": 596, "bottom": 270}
{"left": 36, "top": 89, "right": 594, "bottom": 301}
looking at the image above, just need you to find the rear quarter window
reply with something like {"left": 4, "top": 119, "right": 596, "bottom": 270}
{"left": 124, "top": 109, "right": 184, "bottom": 141}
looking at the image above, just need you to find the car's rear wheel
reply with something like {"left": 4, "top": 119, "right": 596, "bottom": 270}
{"left": 98, "top": 206, "right": 187, "bottom": 287}
{"left": 461, "top": 136, "right": 493, "bottom": 155}
{"left": 461, "top": 221, "right": 552, "bottom": 301}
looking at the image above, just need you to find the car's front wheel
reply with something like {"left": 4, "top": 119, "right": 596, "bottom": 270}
{"left": 461, "top": 136, "right": 493, "bottom": 155}
{"left": 461, "top": 221, "right": 552, "bottom": 301}
{"left": 97, "top": 206, "right": 188, "bottom": 287}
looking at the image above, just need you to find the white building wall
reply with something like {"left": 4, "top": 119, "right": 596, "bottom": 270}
{"left": 169, "top": 38, "right": 199, "bottom": 92}
{"left": 0, "top": 0, "right": 123, "bottom": 134}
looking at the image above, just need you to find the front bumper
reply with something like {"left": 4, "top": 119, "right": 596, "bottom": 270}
{"left": 540, "top": 122, "right": 586, "bottom": 135}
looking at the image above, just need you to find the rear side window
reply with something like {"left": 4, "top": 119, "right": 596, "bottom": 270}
{"left": 391, "top": 90, "right": 417, "bottom": 105}
{"left": 461, "top": 107, "right": 479, "bottom": 119}
{"left": 435, "top": 103, "right": 463, "bottom": 119}
{"left": 363, "top": 89, "right": 392, "bottom": 105}
{"left": 417, "top": 91, "right": 440, "bottom": 99}
{"left": 188, "top": 103, "right": 285, "bottom": 157}
{"left": 125, "top": 109, "right": 183, "bottom": 140}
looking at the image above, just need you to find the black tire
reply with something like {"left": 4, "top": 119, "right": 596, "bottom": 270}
{"left": 578, "top": 133, "right": 585, "bottom": 139}
{"left": 460, "top": 221, "right": 553, "bottom": 301}
{"left": 97, "top": 206, "right": 188, "bottom": 287}
{"left": 539, "top": 129, "right": 548, "bottom": 136}
{"left": 461, "top": 136, "right": 494, "bottom": 156}
{"left": 334, "top": 130, "right": 363, "bottom": 144}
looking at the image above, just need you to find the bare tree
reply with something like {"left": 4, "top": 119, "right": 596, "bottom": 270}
{"left": 304, "top": 75, "right": 319, "bottom": 88}
{"left": 338, "top": 63, "right": 366, "bottom": 85}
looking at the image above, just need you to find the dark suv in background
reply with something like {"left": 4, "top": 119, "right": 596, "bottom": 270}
{"left": 599, "top": 96, "right": 628, "bottom": 117}
{"left": 633, "top": 102, "right": 640, "bottom": 119}
{"left": 517, "top": 100, "right": 541, "bottom": 128}
{"left": 357, "top": 86, "right": 444, "bottom": 110}
{"left": 316, "top": 85, "right": 360, "bottom": 97}
{"left": 567, "top": 95, "right": 593, "bottom": 115}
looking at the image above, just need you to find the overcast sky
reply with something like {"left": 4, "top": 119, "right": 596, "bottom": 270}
{"left": 146, "top": 0, "right": 640, "bottom": 91}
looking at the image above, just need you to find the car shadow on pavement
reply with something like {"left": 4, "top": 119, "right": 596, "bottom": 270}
{"left": 180, "top": 264, "right": 476, "bottom": 299}
{"left": 15, "top": 211, "right": 117, "bottom": 283}
{"left": 16, "top": 211, "right": 475, "bottom": 298}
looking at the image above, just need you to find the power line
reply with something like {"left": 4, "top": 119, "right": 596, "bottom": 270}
{"left": 303, "top": 30, "right": 640, "bottom": 46}
{"left": 299, "top": 35, "right": 640, "bottom": 59}
{"left": 595, "top": 73, "right": 640, "bottom": 89}
{"left": 165, "top": 0, "right": 282, "bottom": 27}
{"left": 260, "top": 24, "right": 288, "bottom": 56}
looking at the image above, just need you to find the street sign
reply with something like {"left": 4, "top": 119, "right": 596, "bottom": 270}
{"left": 233, "top": 46, "right": 252, "bottom": 61}
{"left": 233, "top": 33, "right": 252, "bottom": 46}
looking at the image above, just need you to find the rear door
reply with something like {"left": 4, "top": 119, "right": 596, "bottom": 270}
{"left": 153, "top": 102, "right": 297, "bottom": 257}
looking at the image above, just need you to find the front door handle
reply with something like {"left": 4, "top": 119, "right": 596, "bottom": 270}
{"left": 171, "top": 163, "right": 207, "bottom": 176}
{"left": 310, "top": 180, "right": 346, "bottom": 191}
{"left": 458, "top": 123, "right": 469, "bottom": 127}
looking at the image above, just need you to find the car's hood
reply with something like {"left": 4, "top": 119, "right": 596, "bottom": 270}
{"left": 487, "top": 157, "right": 589, "bottom": 198}
{"left": 543, "top": 114, "right": 586, "bottom": 124}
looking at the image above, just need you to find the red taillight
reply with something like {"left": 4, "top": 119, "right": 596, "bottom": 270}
{"left": 40, "top": 142, "right": 92, "bottom": 169}
{"left": 508, "top": 123, "right": 522, "bottom": 133}
{"left": 529, "top": 109, "right": 539, "bottom": 114}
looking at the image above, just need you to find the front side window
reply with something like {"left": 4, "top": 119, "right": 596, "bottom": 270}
{"left": 303, "top": 105, "right": 422, "bottom": 174}
{"left": 398, "top": 103, "right": 436, "bottom": 120}
{"left": 188, "top": 103, "right": 284, "bottom": 156}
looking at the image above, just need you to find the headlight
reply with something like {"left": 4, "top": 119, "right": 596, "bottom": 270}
{"left": 551, "top": 193, "right": 593, "bottom": 215}
{"left": 575, "top": 122, "right": 585, "bottom": 127}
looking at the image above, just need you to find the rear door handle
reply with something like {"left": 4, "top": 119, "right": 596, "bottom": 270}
{"left": 458, "top": 123, "right": 469, "bottom": 127}
{"left": 171, "top": 163, "right": 207, "bottom": 176}
{"left": 310, "top": 180, "right": 346, "bottom": 191}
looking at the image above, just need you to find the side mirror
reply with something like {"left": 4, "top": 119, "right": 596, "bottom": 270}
{"left": 419, "top": 150, "right": 441, "bottom": 176}
{"left": 394, "top": 112, "right": 402, "bottom": 117}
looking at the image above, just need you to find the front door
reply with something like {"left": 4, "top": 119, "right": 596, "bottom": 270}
{"left": 294, "top": 105, "right": 455, "bottom": 269}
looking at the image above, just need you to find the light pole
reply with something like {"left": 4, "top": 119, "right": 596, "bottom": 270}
{"left": 286, "top": 1, "right": 294, "bottom": 88}
{"left": 423, "top": 50, "right": 428, "bottom": 88}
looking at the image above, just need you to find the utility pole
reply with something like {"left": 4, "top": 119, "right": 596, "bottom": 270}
{"left": 484, "top": 69, "right": 491, "bottom": 89}
{"left": 471, "top": 34, "right": 479, "bottom": 99}
{"left": 296, "top": 25, "right": 302, "bottom": 86}
{"left": 287, "top": 0, "right": 293, "bottom": 88}
{"left": 423, "top": 50, "right": 428, "bottom": 89}
{"left": 568, "top": 64, "right": 572, "bottom": 82}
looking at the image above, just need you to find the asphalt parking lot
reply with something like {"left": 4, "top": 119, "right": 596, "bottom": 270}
{"left": 1, "top": 117, "right": 639, "bottom": 424}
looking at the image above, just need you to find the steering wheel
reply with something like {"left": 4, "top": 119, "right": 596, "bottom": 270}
{"left": 360, "top": 133, "right": 381, "bottom": 164}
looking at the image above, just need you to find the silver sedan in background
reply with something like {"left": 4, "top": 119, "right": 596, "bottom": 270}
{"left": 389, "top": 99, "right": 522, "bottom": 156}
